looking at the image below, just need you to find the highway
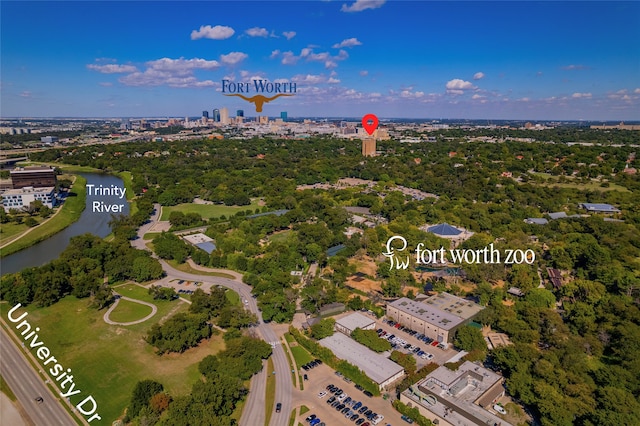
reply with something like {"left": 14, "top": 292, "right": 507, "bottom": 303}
{"left": 0, "top": 325, "right": 77, "bottom": 426}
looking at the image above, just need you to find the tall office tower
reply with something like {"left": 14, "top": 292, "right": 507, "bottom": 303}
{"left": 202, "top": 110, "right": 209, "bottom": 119}
{"left": 236, "top": 109, "right": 244, "bottom": 118}
{"left": 280, "top": 111, "right": 287, "bottom": 121}
{"left": 362, "top": 137, "right": 376, "bottom": 157}
{"left": 213, "top": 109, "right": 220, "bottom": 122}
{"left": 220, "top": 107, "right": 230, "bottom": 125}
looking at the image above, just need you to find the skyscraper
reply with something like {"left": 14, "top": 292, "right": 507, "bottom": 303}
{"left": 362, "top": 137, "right": 376, "bottom": 157}
{"left": 213, "top": 109, "right": 220, "bottom": 122}
{"left": 236, "top": 109, "right": 244, "bottom": 118}
{"left": 220, "top": 107, "right": 230, "bottom": 125}
{"left": 280, "top": 111, "right": 287, "bottom": 121}
{"left": 202, "top": 110, "right": 209, "bottom": 119}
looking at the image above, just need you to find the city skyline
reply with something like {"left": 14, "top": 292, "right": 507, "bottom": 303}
{"left": 2, "top": 1, "right": 639, "bottom": 120}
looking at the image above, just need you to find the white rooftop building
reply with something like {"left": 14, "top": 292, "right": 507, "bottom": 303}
{"left": 319, "top": 333, "right": 404, "bottom": 390}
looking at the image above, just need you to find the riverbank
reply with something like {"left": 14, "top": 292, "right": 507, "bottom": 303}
{"left": 0, "top": 175, "right": 87, "bottom": 258}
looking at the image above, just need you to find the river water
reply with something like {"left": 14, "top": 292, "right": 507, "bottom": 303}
{"left": 1, "top": 173, "right": 129, "bottom": 274}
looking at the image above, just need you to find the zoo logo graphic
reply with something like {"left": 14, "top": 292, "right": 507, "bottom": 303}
{"left": 222, "top": 79, "right": 296, "bottom": 113}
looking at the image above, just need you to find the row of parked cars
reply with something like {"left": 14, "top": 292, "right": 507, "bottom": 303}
{"left": 336, "top": 371, "right": 373, "bottom": 397}
{"left": 301, "top": 358, "right": 322, "bottom": 371}
{"left": 378, "top": 328, "right": 435, "bottom": 360}
{"left": 322, "top": 384, "right": 385, "bottom": 425}
{"left": 382, "top": 319, "right": 448, "bottom": 350}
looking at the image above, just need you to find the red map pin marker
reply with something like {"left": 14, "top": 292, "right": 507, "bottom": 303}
{"left": 362, "top": 114, "right": 379, "bottom": 135}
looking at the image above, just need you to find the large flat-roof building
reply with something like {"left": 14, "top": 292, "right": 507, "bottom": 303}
{"left": 334, "top": 312, "right": 375, "bottom": 336}
{"left": 400, "top": 361, "right": 512, "bottom": 426}
{"left": 319, "top": 333, "right": 404, "bottom": 390}
{"left": 386, "top": 293, "right": 483, "bottom": 343}
{"left": 10, "top": 166, "right": 57, "bottom": 189}
{"left": 2, "top": 186, "right": 56, "bottom": 212}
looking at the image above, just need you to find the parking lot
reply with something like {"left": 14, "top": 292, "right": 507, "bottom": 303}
{"left": 292, "top": 362, "right": 405, "bottom": 426}
{"left": 374, "top": 318, "right": 459, "bottom": 367}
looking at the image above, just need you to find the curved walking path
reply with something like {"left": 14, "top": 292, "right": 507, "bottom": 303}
{"left": 103, "top": 295, "right": 158, "bottom": 326}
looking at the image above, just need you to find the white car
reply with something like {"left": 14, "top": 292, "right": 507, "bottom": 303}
{"left": 337, "top": 393, "right": 348, "bottom": 402}
{"left": 372, "top": 414, "right": 384, "bottom": 425}
{"left": 318, "top": 391, "right": 327, "bottom": 398}
{"left": 493, "top": 404, "right": 507, "bottom": 414}
{"left": 421, "top": 352, "right": 434, "bottom": 360}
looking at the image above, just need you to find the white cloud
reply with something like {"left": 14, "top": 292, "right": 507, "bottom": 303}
{"left": 281, "top": 51, "right": 299, "bottom": 65}
{"left": 359, "top": 70, "right": 369, "bottom": 76}
{"left": 572, "top": 92, "right": 592, "bottom": 99}
{"left": 87, "top": 64, "right": 138, "bottom": 74}
{"left": 191, "top": 25, "right": 235, "bottom": 40}
{"left": 471, "top": 94, "right": 484, "bottom": 100}
{"left": 220, "top": 52, "right": 248, "bottom": 66}
{"left": 117, "top": 57, "right": 224, "bottom": 88}
{"left": 341, "top": 0, "right": 386, "bottom": 13}
{"left": 473, "top": 72, "right": 485, "bottom": 80}
{"left": 283, "top": 31, "right": 296, "bottom": 40}
{"left": 634, "top": 88, "right": 640, "bottom": 94}
{"left": 245, "top": 27, "right": 269, "bottom": 37}
{"left": 147, "top": 57, "right": 221, "bottom": 73}
{"left": 272, "top": 47, "right": 348, "bottom": 68}
{"left": 445, "top": 79, "right": 475, "bottom": 94}
{"left": 19, "top": 91, "right": 32, "bottom": 98}
{"left": 400, "top": 89, "right": 425, "bottom": 99}
{"left": 328, "top": 77, "right": 341, "bottom": 84}
{"left": 332, "top": 38, "right": 362, "bottom": 48}
{"left": 292, "top": 74, "right": 326, "bottom": 84}
{"left": 99, "top": 82, "right": 113, "bottom": 87}
{"left": 562, "top": 64, "right": 590, "bottom": 71}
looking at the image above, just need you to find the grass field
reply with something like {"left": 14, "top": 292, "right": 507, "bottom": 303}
{"left": 166, "top": 259, "right": 237, "bottom": 279}
{"left": 268, "top": 230, "right": 293, "bottom": 243}
{"left": 527, "top": 172, "right": 630, "bottom": 192}
{"left": 290, "top": 343, "right": 314, "bottom": 367}
{"left": 225, "top": 289, "right": 241, "bottom": 306}
{"left": 108, "top": 299, "right": 154, "bottom": 323}
{"left": 0, "top": 288, "right": 225, "bottom": 425}
{"left": 116, "top": 171, "right": 138, "bottom": 216}
{"left": 280, "top": 338, "right": 299, "bottom": 389}
{"left": 0, "top": 174, "right": 87, "bottom": 257}
{"left": 264, "top": 357, "right": 276, "bottom": 426}
{"left": 160, "top": 200, "right": 261, "bottom": 220}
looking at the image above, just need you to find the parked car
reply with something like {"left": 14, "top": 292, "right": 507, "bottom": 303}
{"left": 401, "top": 414, "right": 414, "bottom": 423}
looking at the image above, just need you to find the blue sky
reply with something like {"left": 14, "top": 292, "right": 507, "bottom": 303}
{"left": 2, "top": 1, "right": 639, "bottom": 120}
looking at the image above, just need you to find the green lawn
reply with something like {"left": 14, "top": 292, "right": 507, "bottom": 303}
{"left": 160, "top": 200, "right": 261, "bottom": 220}
{"left": 264, "top": 358, "right": 276, "bottom": 426}
{"left": 225, "top": 289, "right": 241, "bottom": 306}
{"left": 0, "top": 291, "right": 225, "bottom": 425}
{"left": 268, "top": 230, "right": 293, "bottom": 243}
{"left": 0, "top": 174, "right": 87, "bottom": 257}
{"left": 290, "top": 345, "right": 314, "bottom": 367}
{"left": 108, "top": 299, "right": 154, "bottom": 323}
{"left": 166, "top": 259, "right": 237, "bottom": 279}
{"left": 527, "top": 172, "right": 630, "bottom": 192}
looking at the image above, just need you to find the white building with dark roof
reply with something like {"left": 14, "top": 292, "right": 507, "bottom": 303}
{"left": 319, "top": 333, "right": 404, "bottom": 390}
{"left": 2, "top": 186, "right": 56, "bottom": 212}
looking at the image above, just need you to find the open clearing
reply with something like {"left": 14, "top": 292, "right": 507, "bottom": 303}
{"left": 160, "top": 200, "right": 261, "bottom": 220}
{"left": 2, "top": 287, "right": 225, "bottom": 425}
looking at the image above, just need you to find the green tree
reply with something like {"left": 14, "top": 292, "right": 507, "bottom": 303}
{"left": 310, "top": 318, "right": 335, "bottom": 339}
{"left": 454, "top": 325, "right": 487, "bottom": 353}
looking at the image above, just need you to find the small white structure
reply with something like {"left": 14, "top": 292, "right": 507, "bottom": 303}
{"left": 335, "top": 312, "right": 375, "bottom": 336}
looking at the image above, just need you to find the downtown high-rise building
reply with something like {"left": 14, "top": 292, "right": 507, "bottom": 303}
{"left": 280, "top": 111, "right": 287, "bottom": 121}
{"left": 202, "top": 110, "right": 209, "bottom": 119}
{"left": 220, "top": 107, "right": 230, "bottom": 125}
{"left": 236, "top": 109, "right": 244, "bottom": 118}
{"left": 213, "top": 109, "right": 220, "bottom": 122}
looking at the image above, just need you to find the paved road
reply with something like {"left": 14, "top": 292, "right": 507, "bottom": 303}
{"left": 102, "top": 295, "right": 158, "bottom": 326}
{"left": 158, "top": 261, "right": 293, "bottom": 426}
{"left": 132, "top": 205, "right": 293, "bottom": 426}
{"left": 0, "top": 326, "right": 77, "bottom": 426}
